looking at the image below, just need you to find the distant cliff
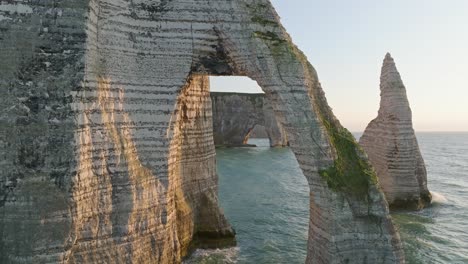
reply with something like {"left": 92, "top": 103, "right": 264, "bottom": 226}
{"left": 360, "top": 53, "right": 431, "bottom": 210}
{"left": 210, "top": 92, "right": 288, "bottom": 147}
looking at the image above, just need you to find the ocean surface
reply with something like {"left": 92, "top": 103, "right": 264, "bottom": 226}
{"left": 185, "top": 133, "right": 468, "bottom": 264}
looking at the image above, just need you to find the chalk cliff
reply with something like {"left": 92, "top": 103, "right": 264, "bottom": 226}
{"left": 1, "top": 1, "right": 404, "bottom": 263}
{"left": 211, "top": 92, "right": 288, "bottom": 147}
{"left": 360, "top": 53, "right": 431, "bottom": 210}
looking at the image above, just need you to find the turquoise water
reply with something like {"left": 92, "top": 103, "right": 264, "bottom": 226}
{"left": 186, "top": 133, "right": 468, "bottom": 264}
{"left": 392, "top": 133, "right": 468, "bottom": 264}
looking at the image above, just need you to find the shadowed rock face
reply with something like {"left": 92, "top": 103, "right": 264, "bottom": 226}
{"left": 210, "top": 92, "right": 288, "bottom": 147}
{"left": 1, "top": 1, "right": 404, "bottom": 263}
{"left": 360, "top": 53, "right": 431, "bottom": 210}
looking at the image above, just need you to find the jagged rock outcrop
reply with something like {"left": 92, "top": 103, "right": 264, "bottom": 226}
{"left": 211, "top": 92, "right": 288, "bottom": 147}
{"left": 360, "top": 53, "right": 431, "bottom": 210}
{"left": 1, "top": 1, "right": 404, "bottom": 263}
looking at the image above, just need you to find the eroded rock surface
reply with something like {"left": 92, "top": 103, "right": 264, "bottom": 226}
{"left": 360, "top": 53, "right": 431, "bottom": 210}
{"left": 1, "top": 1, "right": 404, "bottom": 263}
{"left": 211, "top": 92, "right": 288, "bottom": 147}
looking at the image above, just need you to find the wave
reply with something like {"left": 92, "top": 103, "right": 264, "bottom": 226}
{"left": 184, "top": 247, "right": 240, "bottom": 264}
{"left": 430, "top": 191, "right": 448, "bottom": 204}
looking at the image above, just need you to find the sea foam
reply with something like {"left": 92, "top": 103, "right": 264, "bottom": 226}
{"left": 184, "top": 247, "right": 240, "bottom": 264}
{"left": 430, "top": 191, "right": 448, "bottom": 204}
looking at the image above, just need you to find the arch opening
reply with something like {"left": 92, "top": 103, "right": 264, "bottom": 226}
{"left": 176, "top": 74, "right": 308, "bottom": 262}
{"left": 175, "top": 39, "right": 403, "bottom": 260}
{"left": 244, "top": 124, "right": 267, "bottom": 145}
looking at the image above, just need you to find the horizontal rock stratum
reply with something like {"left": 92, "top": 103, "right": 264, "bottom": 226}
{"left": 1, "top": 1, "right": 404, "bottom": 263}
{"left": 360, "top": 53, "right": 431, "bottom": 210}
{"left": 211, "top": 92, "right": 288, "bottom": 147}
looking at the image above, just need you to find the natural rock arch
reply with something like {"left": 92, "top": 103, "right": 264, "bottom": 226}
{"left": 245, "top": 123, "right": 287, "bottom": 147}
{"left": 0, "top": 1, "right": 404, "bottom": 263}
{"left": 210, "top": 92, "right": 288, "bottom": 147}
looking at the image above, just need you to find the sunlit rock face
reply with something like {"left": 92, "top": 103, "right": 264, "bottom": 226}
{"left": 360, "top": 53, "right": 431, "bottom": 210}
{"left": 1, "top": 1, "right": 404, "bottom": 263}
{"left": 167, "top": 76, "right": 235, "bottom": 253}
{"left": 211, "top": 92, "right": 288, "bottom": 147}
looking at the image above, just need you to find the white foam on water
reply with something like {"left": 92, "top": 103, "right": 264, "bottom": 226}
{"left": 430, "top": 191, "right": 448, "bottom": 204}
{"left": 184, "top": 247, "right": 240, "bottom": 264}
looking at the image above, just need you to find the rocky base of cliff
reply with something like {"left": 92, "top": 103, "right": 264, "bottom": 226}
{"left": 389, "top": 191, "right": 432, "bottom": 211}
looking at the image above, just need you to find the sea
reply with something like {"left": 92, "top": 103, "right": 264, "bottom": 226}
{"left": 185, "top": 132, "right": 468, "bottom": 264}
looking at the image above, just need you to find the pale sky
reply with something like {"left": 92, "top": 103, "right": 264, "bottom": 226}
{"left": 210, "top": 0, "right": 468, "bottom": 132}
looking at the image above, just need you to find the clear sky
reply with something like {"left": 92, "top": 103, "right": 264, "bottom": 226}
{"left": 210, "top": 0, "right": 468, "bottom": 132}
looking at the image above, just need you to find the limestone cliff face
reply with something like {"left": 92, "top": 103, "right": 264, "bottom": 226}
{"left": 0, "top": 2, "right": 87, "bottom": 262}
{"left": 211, "top": 92, "right": 288, "bottom": 147}
{"left": 168, "top": 76, "right": 235, "bottom": 253}
{"left": 360, "top": 53, "right": 431, "bottom": 210}
{"left": 1, "top": 1, "right": 404, "bottom": 263}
